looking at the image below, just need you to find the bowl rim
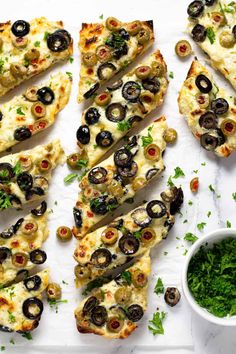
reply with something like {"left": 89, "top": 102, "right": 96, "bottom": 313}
{"left": 182, "top": 227, "right": 236, "bottom": 326}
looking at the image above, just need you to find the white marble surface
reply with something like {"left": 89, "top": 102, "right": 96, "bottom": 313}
{"left": 1, "top": 0, "right": 236, "bottom": 353}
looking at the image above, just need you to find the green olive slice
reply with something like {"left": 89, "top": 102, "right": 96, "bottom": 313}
{"left": 135, "top": 65, "right": 151, "bottom": 80}
{"left": 56, "top": 226, "right": 72, "bottom": 242}
{"left": 31, "top": 102, "right": 46, "bottom": 118}
{"left": 141, "top": 227, "right": 156, "bottom": 244}
{"left": 12, "top": 36, "right": 28, "bottom": 48}
{"left": 12, "top": 252, "right": 28, "bottom": 267}
{"left": 21, "top": 220, "right": 38, "bottom": 236}
{"left": 114, "top": 287, "right": 132, "bottom": 304}
{"left": 94, "top": 92, "right": 111, "bottom": 106}
{"left": 195, "top": 93, "right": 210, "bottom": 109}
{"left": 219, "top": 31, "right": 236, "bottom": 48}
{"left": 140, "top": 91, "right": 155, "bottom": 105}
{"left": 10, "top": 62, "right": 27, "bottom": 78}
{"left": 0, "top": 38, "right": 3, "bottom": 51}
{"left": 211, "top": 12, "right": 226, "bottom": 26}
{"left": 144, "top": 144, "right": 161, "bottom": 161}
{"left": 163, "top": 128, "right": 178, "bottom": 144}
{"left": 74, "top": 265, "right": 91, "bottom": 280}
{"left": 82, "top": 52, "right": 97, "bottom": 67}
{"left": 107, "top": 316, "right": 124, "bottom": 333}
{"left": 38, "top": 158, "right": 52, "bottom": 173}
{"left": 101, "top": 227, "right": 118, "bottom": 245}
{"left": 24, "top": 48, "right": 40, "bottom": 61}
{"left": 132, "top": 269, "right": 148, "bottom": 287}
{"left": 105, "top": 17, "right": 121, "bottom": 31}
{"left": 46, "top": 282, "right": 61, "bottom": 300}
{"left": 151, "top": 61, "right": 165, "bottom": 77}
{"left": 24, "top": 86, "right": 38, "bottom": 102}
{"left": 96, "top": 45, "right": 111, "bottom": 63}
{"left": 220, "top": 119, "right": 236, "bottom": 136}
{"left": 175, "top": 40, "right": 192, "bottom": 58}
{"left": 0, "top": 72, "right": 16, "bottom": 87}
{"left": 137, "top": 28, "right": 150, "bottom": 44}
{"left": 126, "top": 20, "right": 142, "bottom": 36}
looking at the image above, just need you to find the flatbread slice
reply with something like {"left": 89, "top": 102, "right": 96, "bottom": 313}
{"left": 178, "top": 59, "right": 236, "bottom": 157}
{"left": 76, "top": 50, "right": 168, "bottom": 168}
{"left": 0, "top": 72, "right": 72, "bottom": 153}
{"left": 75, "top": 252, "right": 150, "bottom": 339}
{"left": 78, "top": 17, "right": 154, "bottom": 103}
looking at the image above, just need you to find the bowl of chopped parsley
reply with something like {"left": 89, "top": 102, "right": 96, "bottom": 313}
{"left": 182, "top": 229, "right": 236, "bottom": 325}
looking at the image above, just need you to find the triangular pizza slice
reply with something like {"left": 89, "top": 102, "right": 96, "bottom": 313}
{"left": 0, "top": 72, "right": 72, "bottom": 153}
{"left": 0, "top": 139, "right": 65, "bottom": 211}
{"left": 74, "top": 186, "right": 183, "bottom": 288}
{"left": 0, "top": 17, "right": 72, "bottom": 97}
{"left": 178, "top": 59, "right": 236, "bottom": 157}
{"left": 0, "top": 269, "right": 49, "bottom": 333}
{"left": 78, "top": 17, "right": 154, "bottom": 103}
{"left": 75, "top": 50, "right": 168, "bottom": 168}
{"left": 75, "top": 252, "right": 150, "bottom": 339}
{"left": 0, "top": 201, "right": 49, "bottom": 287}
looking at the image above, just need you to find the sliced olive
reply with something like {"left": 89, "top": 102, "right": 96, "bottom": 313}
{"left": 211, "top": 12, "right": 226, "bottom": 26}
{"left": 146, "top": 168, "right": 159, "bottom": 181}
{"left": 187, "top": 1, "right": 204, "bottom": 18}
{"left": 107, "top": 316, "right": 124, "bottom": 332}
{"left": 37, "top": 87, "right": 54, "bottom": 105}
{"left": 9, "top": 194, "right": 21, "bottom": 208}
{"left": 119, "top": 28, "right": 130, "bottom": 40}
{"left": 105, "top": 17, "right": 121, "bottom": 31}
{"left": 142, "top": 76, "right": 160, "bottom": 94}
{"left": 31, "top": 102, "right": 46, "bottom": 118}
{"left": 82, "top": 52, "right": 97, "bottom": 67}
{"left": 10, "top": 63, "right": 27, "bottom": 78}
{"left": 90, "top": 305, "right": 108, "bottom": 326}
{"left": 195, "top": 74, "right": 212, "bottom": 93}
{"left": 0, "top": 72, "right": 16, "bottom": 87}
{"left": 97, "top": 62, "right": 117, "bottom": 81}
{"left": 0, "top": 325, "right": 14, "bottom": 333}
{"left": 95, "top": 92, "right": 111, "bottom": 106}
{"left": 141, "top": 227, "right": 156, "bottom": 244}
{"left": 22, "top": 297, "right": 43, "bottom": 320}
{"left": 140, "top": 91, "right": 155, "bottom": 105}
{"left": 24, "top": 86, "right": 38, "bottom": 102}
{"left": 147, "top": 200, "right": 167, "bottom": 219}
{"left": 132, "top": 269, "right": 148, "bottom": 287}
{"left": 128, "top": 115, "right": 142, "bottom": 127}
{"left": 135, "top": 66, "right": 151, "bottom": 80}
{"left": 144, "top": 144, "right": 161, "bottom": 161}
{"left": 118, "top": 234, "right": 140, "bottom": 255}
{"left": 122, "top": 81, "right": 141, "bottom": 102}
{"left": 199, "top": 111, "right": 217, "bottom": 129}
{"left": 161, "top": 186, "right": 178, "bottom": 203}
{"left": 96, "top": 45, "right": 111, "bottom": 63}
{"left": 47, "top": 31, "right": 70, "bottom": 52}
{"left": 114, "top": 287, "right": 132, "bottom": 304}
{"left": 0, "top": 163, "right": 14, "bottom": 183}
{"left": 220, "top": 119, "right": 236, "bottom": 136}
{"left": 12, "top": 252, "right": 28, "bottom": 267}
{"left": 107, "top": 79, "right": 123, "bottom": 91}
{"left": 73, "top": 208, "right": 83, "bottom": 227}
{"left": 170, "top": 187, "right": 184, "bottom": 215}
{"left": 96, "top": 131, "right": 114, "bottom": 148}
{"left": 196, "top": 93, "right": 210, "bottom": 108}
{"left": 137, "top": 28, "right": 150, "bottom": 44}
{"left": 206, "top": 0, "right": 216, "bottom": 5}
{"left": 67, "top": 153, "right": 84, "bottom": 169}
{"left": 90, "top": 195, "right": 117, "bottom": 215}
{"left": 46, "top": 283, "right": 61, "bottom": 300}
{"left": 14, "top": 127, "right": 32, "bottom": 141}
{"left": 0, "top": 111, "right": 3, "bottom": 121}
{"left": 84, "top": 83, "right": 100, "bottom": 100}
{"left": 76, "top": 125, "right": 90, "bottom": 145}
{"left": 83, "top": 296, "right": 99, "bottom": 315}
{"left": 17, "top": 172, "right": 33, "bottom": 191}
{"left": 24, "top": 275, "right": 42, "bottom": 291}
{"left": 163, "top": 128, "right": 178, "bottom": 144}
{"left": 132, "top": 177, "right": 146, "bottom": 192}
{"left": 126, "top": 20, "right": 141, "bottom": 36}
{"left": 21, "top": 220, "right": 38, "bottom": 236}
{"left": 12, "top": 36, "right": 28, "bottom": 48}
{"left": 29, "top": 249, "right": 47, "bottom": 264}
{"left": 11, "top": 20, "right": 30, "bottom": 37}
{"left": 219, "top": 31, "right": 236, "bottom": 48}
{"left": 114, "top": 148, "right": 132, "bottom": 167}
{"left": 191, "top": 24, "right": 206, "bottom": 42}
{"left": 33, "top": 176, "right": 49, "bottom": 192}
{"left": 101, "top": 227, "right": 119, "bottom": 245}
{"left": 1, "top": 218, "right": 24, "bottom": 239}
{"left": 24, "top": 48, "right": 40, "bottom": 61}
{"left": 164, "top": 287, "right": 181, "bottom": 307}
{"left": 31, "top": 201, "right": 47, "bottom": 217}
{"left": 90, "top": 248, "right": 112, "bottom": 268}
{"left": 74, "top": 265, "right": 91, "bottom": 280}
{"left": 54, "top": 29, "right": 71, "bottom": 45}
{"left": 85, "top": 107, "right": 100, "bottom": 125}
{"left": 56, "top": 226, "right": 72, "bottom": 242}
{"left": 88, "top": 167, "right": 107, "bottom": 184}
{"left": 106, "top": 103, "right": 126, "bottom": 122}
{"left": 37, "top": 159, "right": 52, "bottom": 173}
{"left": 151, "top": 61, "right": 165, "bottom": 77}
{"left": 175, "top": 40, "right": 192, "bottom": 58}
{"left": 126, "top": 304, "right": 143, "bottom": 322}
{"left": 107, "top": 179, "right": 124, "bottom": 198}
{"left": 211, "top": 98, "right": 229, "bottom": 115}
{"left": 0, "top": 247, "right": 11, "bottom": 262}
{"left": 25, "top": 187, "right": 45, "bottom": 200}
{"left": 118, "top": 161, "right": 138, "bottom": 178}
{"left": 233, "top": 25, "right": 236, "bottom": 40}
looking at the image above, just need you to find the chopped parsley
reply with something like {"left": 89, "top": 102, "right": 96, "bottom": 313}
{"left": 66, "top": 71, "right": 73, "bottom": 79}
{"left": 141, "top": 126, "right": 153, "bottom": 147}
{"left": 173, "top": 166, "right": 185, "bottom": 179}
{"left": 207, "top": 211, "right": 212, "bottom": 218}
{"left": 184, "top": 232, "right": 198, "bottom": 244}
{"left": 0, "top": 190, "right": 12, "bottom": 210}
{"left": 232, "top": 192, "right": 236, "bottom": 201}
{"left": 133, "top": 230, "right": 142, "bottom": 240}
{"left": 167, "top": 175, "right": 174, "bottom": 187}
{"left": 77, "top": 159, "right": 88, "bottom": 168}
{"left": 13, "top": 161, "right": 22, "bottom": 176}
{"left": 193, "top": 169, "right": 198, "bottom": 174}
{"left": 24, "top": 59, "right": 30, "bottom": 67}
{"left": 183, "top": 219, "right": 188, "bottom": 224}
{"left": 164, "top": 251, "right": 168, "bottom": 256}
{"left": 201, "top": 162, "right": 206, "bottom": 166}
{"left": 154, "top": 277, "right": 164, "bottom": 295}
{"left": 0, "top": 58, "right": 4, "bottom": 74}
{"left": 99, "top": 14, "right": 104, "bottom": 19}
{"left": 197, "top": 222, "right": 206, "bottom": 231}
{"left": 206, "top": 27, "right": 216, "bottom": 44}
{"left": 47, "top": 299, "right": 68, "bottom": 313}
{"left": 148, "top": 311, "right": 166, "bottom": 335}
{"left": 221, "top": 1, "right": 236, "bottom": 13}
{"left": 8, "top": 311, "right": 16, "bottom": 323}
{"left": 44, "top": 31, "right": 50, "bottom": 40}
{"left": 64, "top": 173, "right": 78, "bottom": 184}
{"left": 226, "top": 220, "right": 232, "bottom": 228}
{"left": 117, "top": 120, "right": 131, "bottom": 132}
{"left": 34, "top": 41, "right": 40, "bottom": 47}
{"left": 188, "top": 200, "right": 193, "bottom": 206}
{"left": 209, "top": 184, "right": 215, "bottom": 192}
{"left": 0, "top": 347, "right": 5, "bottom": 351}
{"left": 121, "top": 270, "right": 132, "bottom": 285}
{"left": 21, "top": 332, "right": 33, "bottom": 340}
{"left": 16, "top": 107, "right": 25, "bottom": 115}
{"left": 62, "top": 280, "right": 68, "bottom": 285}
{"left": 169, "top": 71, "right": 174, "bottom": 79}
{"left": 9, "top": 339, "right": 15, "bottom": 345}
{"left": 183, "top": 249, "right": 188, "bottom": 256}
{"left": 69, "top": 57, "right": 74, "bottom": 63}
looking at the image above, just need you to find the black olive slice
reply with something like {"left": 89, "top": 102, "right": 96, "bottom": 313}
{"left": 146, "top": 200, "right": 167, "bottom": 218}
{"left": 107, "top": 80, "right": 123, "bottom": 91}
{"left": 29, "top": 249, "right": 47, "bottom": 264}
{"left": 119, "top": 28, "right": 130, "bottom": 40}
{"left": 122, "top": 81, "right": 141, "bottom": 102}
{"left": 0, "top": 163, "right": 15, "bottom": 183}
{"left": 106, "top": 103, "right": 126, "bottom": 122}
{"left": 16, "top": 172, "right": 33, "bottom": 191}
{"left": 96, "top": 131, "right": 114, "bottom": 148}
{"left": 164, "top": 287, "right": 181, "bottom": 307}
{"left": 15, "top": 269, "right": 29, "bottom": 282}
{"left": 83, "top": 83, "right": 100, "bottom": 99}
{"left": 118, "top": 161, "right": 138, "bottom": 178}
{"left": 164, "top": 218, "right": 175, "bottom": 232}
{"left": 88, "top": 167, "right": 108, "bottom": 184}
{"left": 90, "top": 248, "right": 112, "bottom": 268}
{"left": 37, "top": 87, "right": 55, "bottom": 105}
{"left": 146, "top": 168, "right": 159, "bottom": 181}
{"left": 118, "top": 234, "right": 140, "bottom": 255}
{"left": 31, "top": 201, "right": 47, "bottom": 217}
{"left": 0, "top": 111, "right": 3, "bottom": 121}
{"left": 200, "top": 133, "right": 219, "bottom": 151}
{"left": 85, "top": 107, "right": 101, "bottom": 125}
{"left": 13, "top": 218, "right": 24, "bottom": 233}
{"left": 161, "top": 187, "right": 178, "bottom": 203}
{"left": 83, "top": 296, "right": 99, "bottom": 315}
{"left": 22, "top": 297, "right": 43, "bottom": 320}
{"left": 114, "top": 148, "right": 133, "bottom": 167}
{"left": 0, "top": 247, "right": 11, "bottom": 262}
{"left": 170, "top": 187, "right": 184, "bottom": 215}
{"left": 131, "top": 208, "right": 152, "bottom": 228}
{"left": 90, "top": 306, "right": 108, "bottom": 326}
{"left": 187, "top": 1, "right": 204, "bottom": 18}
{"left": 0, "top": 218, "right": 24, "bottom": 239}
{"left": 47, "top": 31, "right": 70, "bottom": 52}
{"left": 233, "top": 25, "right": 236, "bottom": 40}
{"left": 142, "top": 76, "right": 160, "bottom": 94}
{"left": 11, "top": 20, "right": 30, "bottom": 37}
{"left": 0, "top": 325, "right": 14, "bottom": 333}
{"left": 128, "top": 115, "right": 143, "bottom": 127}
{"left": 126, "top": 304, "right": 144, "bottom": 322}
{"left": 199, "top": 111, "right": 217, "bottom": 129}
{"left": 9, "top": 194, "right": 21, "bottom": 208}
{"left": 211, "top": 98, "right": 229, "bottom": 115}
{"left": 25, "top": 187, "right": 45, "bottom": 201}
{"left": 54, "top": 29, "right": 72, "bottom": 44}
{"left": 14, "top": 127, "right": 32, "bottom": 142}
{"left": 205, "top": 0, "right": 216, "bottom": 4}
{"left": 73, "top": 208, "right": 83, "bottom": 227}
{"left": 24, "top": 275, "right": 42, "bottom": 291}
{"left": 90, "top": 196, "right": 109, "bottom": 215}
{"left": 97, "top": 63, "right": 117, "bottom": 81}
{"left": 191, "top": 24, "right": 207, "bottom": 42}
{"left": 76, "top": 125, "right": 90, "bottom": 145}
{"left": 195, "top": 75, "right": 212, "bottom": 94}
{"left": 113, "top": 42, "right": 128, "bottom": 60}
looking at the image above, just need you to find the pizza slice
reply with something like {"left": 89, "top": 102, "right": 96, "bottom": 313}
{"left": 75, "top": 252, "right": 150, "bottom": 339}
{"left": 0, "top": 72, "right": 72, "bottom": 153}
{"left": 178, "top": 59, "right": 236, "bottom": 157}
{"left": 187, "top": 0, "right": 236, "bottom": 89}
{"left": 0, "top": 201, "right": 49, "bottom": 287}
{"left": 78, "top": 17, "right": 154, "bottom": 103}
{"left": 75, "top": 50, "right": 168, "bottom": 168}
{"left": 72, "top": 117, "right": 175, "bottom": 238}
{"left": 0, "top": 268, "right": 49, "bottom": 333}
{"left": 0, "top": 17, "right": 73, "bottom": 97}
{"left": 74, "top": 186, "right": 183, "bottom": 289}
{"left": 0, "top": 139, "right": 65, "bottom": 211}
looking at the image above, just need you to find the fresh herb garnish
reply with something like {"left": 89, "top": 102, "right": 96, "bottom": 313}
{"left": 209, "top": 184, "right": 215, "bottom": 192}
{"left": 121, "top": 270, "right": 132, "bottom": 285}
{"left": 21, "top": 332, "right": 33, "bottom": 340}
{"left": 226, "top": 220, "right": 232, "bottom": 228}
{"left": 141, "top": 126, "right": 153, "bottom": 147}
{"left": 173, "top": 166, "right": 185, "bottom": 179}
{"left": 133, "top": 230, "right": 141, "bottom": 240}
{"left": 232, "top": 192, "right": 236, "bottom": 201}
{"left": 47, "top": 299, "right": 68, "bottom": 313}
{"left": 184, "top": 232, "right": 198, "bottom": 244}
{"left": 154, "top": 277, "right": 164, "bottom": 295}
{"left": 169, "top": 71, "right": 174, "bottom": 79}
{"left": 16, "top": 107, "right": 25, "bottom": 115}
{"left": 148, "top": 311, "right": 166, "bottom": 335}
{"left": 206, "top": 27, "right": 216, "bottom": 44}
{"left": 69, "top": 57, "right": 74, "bottom": 63}
{"left": 0, "top": 190, "right": 12, "bottom": 210}
{"left": 34, "top": 41, "right": 40, "bottom": 47}
{"left": 77, "top": 159, "right": 88, "bottom": 168}
{"left": 44, "top": 31, "right": 50, "bottom": 40}
{"left": 117, "top": 120, "right": 131, "bottom": 132}
{"left": 188, "top": 200, "right": 193, "bottom": 206}
{"left": 207, "top": 211, "right": 212, "bottom": 218}
{"left": 64, "top": 173, "right": 78, "bottom": 184}
{"left": 66, "top": 71, "right": 73, "bottom": 79}
{"left": 8, "top": 311, "right": 16, "bottom": 323}
{"left": 197, "top": 222, "right": 206, "bottom": 231}
{"left": 0, "top": 58, "right": 4, "bottom": 74}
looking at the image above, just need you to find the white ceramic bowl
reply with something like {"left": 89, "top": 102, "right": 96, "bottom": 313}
{"left": 182, "top": 228, "right": 236, "bottom": 326}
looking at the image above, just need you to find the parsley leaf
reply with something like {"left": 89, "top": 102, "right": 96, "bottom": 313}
{"left": 133, "top": 230, "right": 142, "bottom": 240}
{"left": 226, "top": 220, "right": 232, "bottom": 228}
{"left": 117, "top": 120, "right": 131, "bottom": 132}
{"left": 69, "top": 57, "right": 74, "bottom": 63}
{"left": 232, "top": 192, "right": 236, "bottom": 201}
{"left": 206, "top": 27, "right": 216, "bottom": 44}
{"left": 154, "top": 277, "right": 164, "bottom": 295}
{"left": 197, "top": 222, "right": 206, "bottom": 231}
{"left": 77, "top": 159, "right": 88, "bottom": 168}
{"left": 99, "top": 14, "right": 104, "bottom": 19}
{"left": 66, "top": 71, "right": 73, "bottom": 79}
{"left": 120, "top": 270, "right": 132, "bottom": 285}
{"left": 167, "top": 175, "right": 174, "bottom": 187}
{"left": 207, "top": 211, "right": 212, "bottom": 218}
{"left": 209, "top": 184, "right": 215, "bottom": 192}
{"left": 141, "top": 126, "right": 153, "bottom": 147}
{"left": 173, "top": 166, "right": 185, "bottom": 179}
{"left": 169, "top": 71, "right": 174, "bottom": 79}
{"left": 0, "top": 190, "right": 12, "bottom": 210}
{"left": 34, "top": 41, "right": 40, "bottom": 47}
{"left": 148, "top": 311, "right": 166, "bottom": 335}
{"left": 0, "top": 58, "right": 4, "bottom": 74}
{"left": 44, "top": 31, "right": 50, "bottom": 40}
{"left": 13, "top": 161, "right": 22, "bottom": 176}
{"left": 21, "top": 332, "right": 33, "bottom": 340}
{"left": 184, "top": 232, "right": 198, "bottom": 244}
{"left": 64, "top": 173, "right": 78, "bottom": 184}
{"left": 16, "top": 107, "right": 25, "bottom": 115}
{"left": 47, "top": 299, "right": 68, "bottom": 313}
